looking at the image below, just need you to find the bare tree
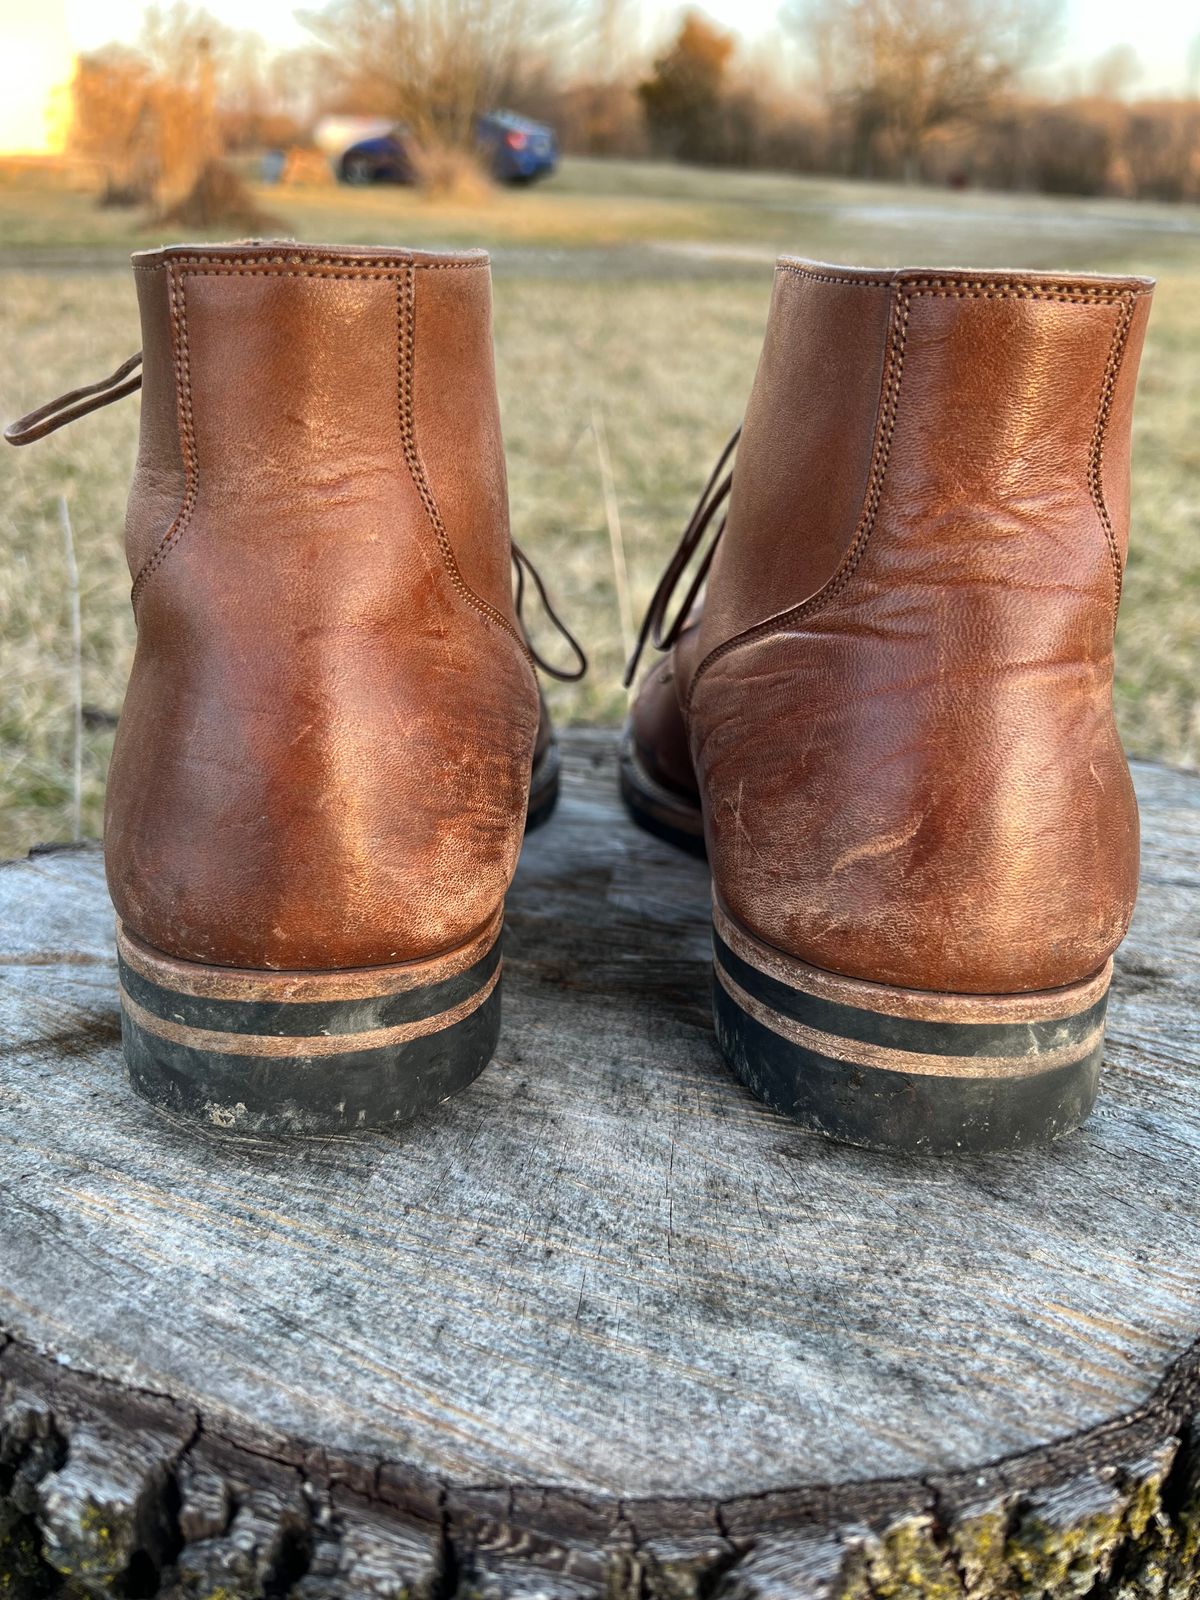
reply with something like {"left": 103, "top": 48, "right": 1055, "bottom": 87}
{"left": 590, "top": 0, "right": 640, "bottom": 83}
{"left": 791, "top": 0, "right": 1062, "bottom": 178}
{"left": 140, "top": 2, "right": 236, "bottom": 91}
{"left": 299, "top": 0, "right": 572, "bottom": 150}
{"left": 69, "top": 47, "right": 158, "bottom": 203}
{"left": 139, "top": 4, "right": 301, "bottom": 152}
{"left": 70, "top": 5, "right": 279, "bottom": 228}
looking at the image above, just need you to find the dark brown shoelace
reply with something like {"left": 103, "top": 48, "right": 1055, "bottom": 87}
{"left": 4, "top": 354, "right": 587, "bottom": 683}
{"left": 623, "top": 425, "right": 740, "bottom": 687}
{"left": 511, "top": 539, "right": 587, "bottom": 681}
{"left": 4, "top": 352, "right": 145, "bottom": 445}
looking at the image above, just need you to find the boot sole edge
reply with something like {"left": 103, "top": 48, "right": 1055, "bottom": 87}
{"left": 712, "top": 903, "right": 1110, "bottom": 1155}
{"left": 117, "top": 918, "right": 503, "bottom": 1136}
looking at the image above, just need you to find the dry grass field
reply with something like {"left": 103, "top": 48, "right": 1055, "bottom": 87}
{"left": 1, "top": 158, "right": 1198, "bottom": 854}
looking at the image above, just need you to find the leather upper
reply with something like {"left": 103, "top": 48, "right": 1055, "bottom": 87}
{"left": 628, "top": 626, "right": 702, "bottom": 802}
{"left": 106, "top": 243, "right": 539, "bottom": 971}
{"left": 695, "top": 264, "right": 894, "bottom": 655}
{"left": 635, "top": 261, "right": 1154, "bottom": 995}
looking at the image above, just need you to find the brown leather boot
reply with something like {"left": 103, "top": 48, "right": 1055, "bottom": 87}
{"left": 7, "top": 242, "right": 583, "bottom": 1134}
{"left": 623, "top": 260, "right": 1154, "bottom": 1154}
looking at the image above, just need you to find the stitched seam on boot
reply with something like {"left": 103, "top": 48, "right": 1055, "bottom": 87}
{"left": 777, "top": 266, "right": 894, "bottom": 289}
{"left": 130, "top": 262, "right": 198, "bottom": 608}
{"left": 895, "top": 276, "right": 1148, "bottom": 302}
{"left": 684, "top": 277, "right": 1151, "bottom": 711}
{"left": 127, "top": 259, "right": 528, "bottom": 645}
{"left": 1088, "top": 293, "right": 1136, "bottom": 615}
{"left": 132, "top": 254, "right": 488, "bottom": 275}
{"left": 775, "top": 264, "right": 1151, "bottom": 302}
{"left": 396, "top": 266, "right": 533, "bottom": 663}
{"left": 684, "top": 279, "right": 913, "bottom": 717}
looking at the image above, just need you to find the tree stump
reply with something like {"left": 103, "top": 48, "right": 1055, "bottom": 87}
{"left": 1, "top": 729, "right": 1199, "bottom": 1600}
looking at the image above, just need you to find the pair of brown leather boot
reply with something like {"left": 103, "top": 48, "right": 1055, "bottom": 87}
{"left": 8, "top": 243, "right": 1153, "bottom": 1156}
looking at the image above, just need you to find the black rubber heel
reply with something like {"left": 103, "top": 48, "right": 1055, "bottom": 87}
{"left": 711, "top": 903, "right": 1110, "bottom": 1155}
{"left": 117, "top": 916, "right": 504, "bottom": 1136}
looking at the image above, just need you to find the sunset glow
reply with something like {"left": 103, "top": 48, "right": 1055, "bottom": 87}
{"left": 0, "top": 6, "right": 72, "bottom": 154}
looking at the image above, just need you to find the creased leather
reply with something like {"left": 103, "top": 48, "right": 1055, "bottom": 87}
{"left": 640, "top": 261, "right": 1154, "bottom": 996}
{"left": 105, "top": 244, "right": 538, "bottom": 971}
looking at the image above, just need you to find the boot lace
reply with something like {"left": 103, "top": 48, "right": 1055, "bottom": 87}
{"left": 511, "top": 540, "right": 587, "bottom": 682}
{"left": 5, "top": 353, "right": 586, "bottom": 682}
{"left": 4, "top": 352, "right": 144, "bottom": 445}
{"left": 623, "top": 425, "right": 740, "bottom": 687}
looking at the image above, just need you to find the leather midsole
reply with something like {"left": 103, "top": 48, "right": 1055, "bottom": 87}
{"left": 712, "top": 900, "right": 1112, "bottom": 1027}
{"left": 115, "top": 908, "right": 504, "bottom": 1003}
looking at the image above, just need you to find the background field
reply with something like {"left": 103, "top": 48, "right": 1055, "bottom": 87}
{"left": 1, "top": 158, "right": 1198, "bottom": 855}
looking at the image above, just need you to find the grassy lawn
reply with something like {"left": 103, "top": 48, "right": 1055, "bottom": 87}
{"left": 1, "top": 158, "right": 1198, "bottom": 854}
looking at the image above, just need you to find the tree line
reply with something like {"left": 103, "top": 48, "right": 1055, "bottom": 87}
{"left": 70, "top": 0, "right": 1200, "bottom": 207}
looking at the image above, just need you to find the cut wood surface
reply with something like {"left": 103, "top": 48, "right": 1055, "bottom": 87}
{"left": 1, "top": 728, "right": 1199, "bottom": 1598}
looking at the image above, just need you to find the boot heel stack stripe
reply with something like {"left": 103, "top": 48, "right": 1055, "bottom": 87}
{"left": 118, "top": 942, "right": 501, "bottom": 1045}
{"left": 116, "top": 921, "right": 503, "bottom": 1134}
{"left": 711, "top": 904, "right": 1110, "bottom": 1154}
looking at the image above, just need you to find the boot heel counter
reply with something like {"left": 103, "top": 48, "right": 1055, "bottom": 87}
{"left": 106, "top": 246, "right": 539, "bottom": 973}
{"left": 697, "top": 644, "right": 1138, "bottom": 995}
{"left": 105, "top": 574, "right": 538, "bottom": 972}
{"left": 693, "top": 272, "right": 1151, "bottom": 996}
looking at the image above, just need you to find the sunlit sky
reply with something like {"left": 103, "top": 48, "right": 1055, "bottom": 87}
{"left": 1, "top": 0, "right": 1197, "bottom": 152}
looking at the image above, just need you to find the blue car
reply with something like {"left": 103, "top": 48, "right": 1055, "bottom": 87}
{"left": 339, "top": 127, "right": 417, "bottom": 186}
{"left": 476, "top": 112, "right": 558, "bottom": 184}
{"left": 339, "top": 113, "right": 557, "bottom": 187}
